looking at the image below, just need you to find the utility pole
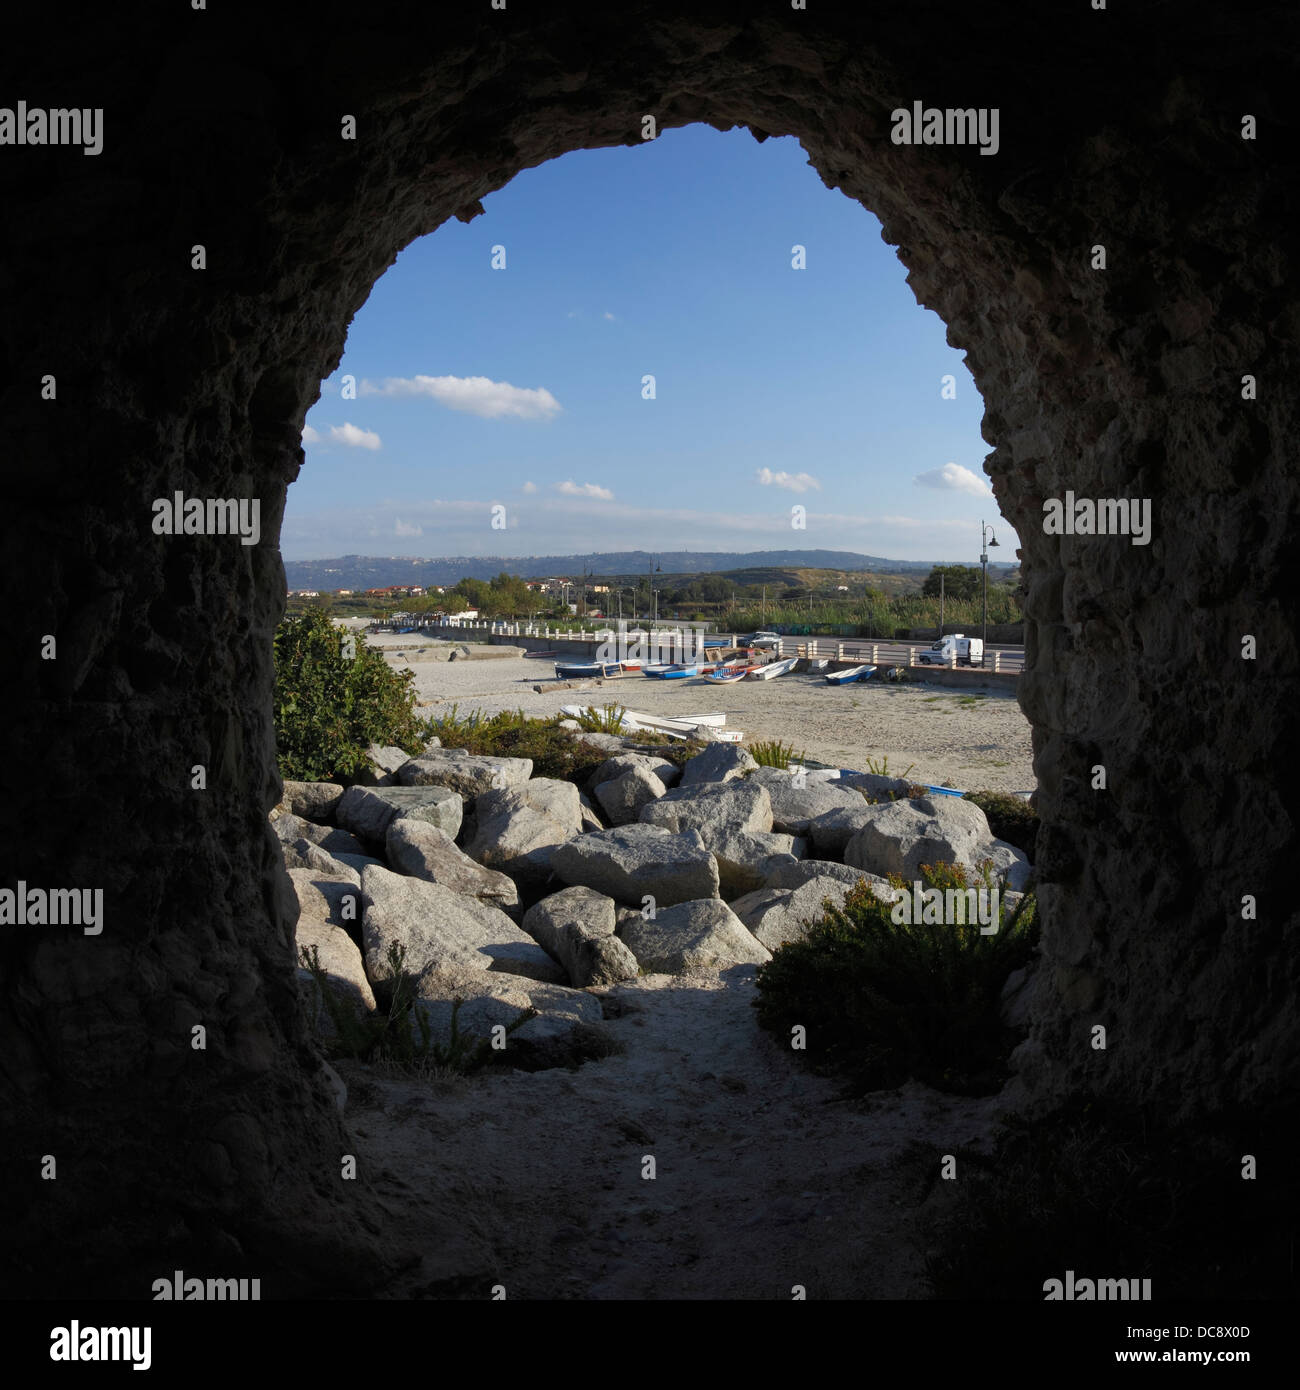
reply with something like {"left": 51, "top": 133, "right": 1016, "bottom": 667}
{"left": 939, "top": 572, "right": 945, "bottom": 640}
{"left": 762, "top": 585, "right": 766, "bottom": 626}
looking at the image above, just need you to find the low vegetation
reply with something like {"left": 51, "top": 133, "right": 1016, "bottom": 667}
{"left": 962, "top": 789, "right": 1039, "bottom": 863}
{"left": 749, "top": 739, "right": 805, "bottom": 769}
{"left": 273, "top": 609, "right": 433, "bottom": 782}
{"left": 754, "top": 863, "right": 1038, "bottom": 1096}
{"left": 299, "top": 941, "right": 536, "bottom": 1075}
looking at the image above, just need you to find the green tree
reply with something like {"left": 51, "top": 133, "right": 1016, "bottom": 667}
{"left": 273, "top": 609, "right": 431, "bottom": 782}
{"left": 922, "top": 565, "right": 981, "bottom": 602}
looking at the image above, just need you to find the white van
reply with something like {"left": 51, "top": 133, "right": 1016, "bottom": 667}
{"left": 918, "top": 633, "right": 984, "bottom": 666}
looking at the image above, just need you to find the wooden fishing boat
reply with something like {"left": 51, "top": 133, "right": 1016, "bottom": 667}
{"left": 702, "top": 665, "right": 753, "bottom": 684}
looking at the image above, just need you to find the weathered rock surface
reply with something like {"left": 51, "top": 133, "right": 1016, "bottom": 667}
{"left": 639, "top": 779, "right": 773, "bottom": 844}
{"left": 361, "top": 865, "right": 564, "bottom": 988}
{"left": 385, "top": 818, "right": 520, "bottom": 915}
{"left": 748, "top": 768, "right": 868, "bottom": 835}
{"left": 589, "top": 753, "right": 679, "bottom": 792}
{"left": 838, "top": 771, "right": 916, "bottom": 801}
{"left": 295, "top": 917, "right": 375, "bottom": 1016}
{"left": 677, "top": 743, "right": 760, "bottom": 786}
{"left": 280, "top": 780, "right": 345, "bottom": 822}
{"left": 593, "top": 763, "right": 668, "bottom": 827}
{"left": 711, "top": 831, "right": 804, "bottom": 899}
{"left": 398, "top": 749, "right": 533, "bottom": 797}
{"left": 765, "top": 859, "right": 891, "bottom": 893}
{"left": 282, "top": 837, "right": 363, "bottom": 884}
{"left": 617, "top": 898, "right": 772, "bottom": 973}
{"left": 731, "top": 875, "right": 886, "bottom": 952}
{"left": 551, "top": 824, "right": 720, "bottom": 907}
{"left": 844, "top": 796, "right": 1031, "bottom": 892}
{"left": 465, "top": 779, "right": 583, "bottom": 887}
{"left": 522, "top": 886, "right": 639, "bottom": 987}
{"left": 336, "top": 784, "right": 464, "bottom": 844}
{"left": 805, "top": 802, "right": 878, "bottom": 857}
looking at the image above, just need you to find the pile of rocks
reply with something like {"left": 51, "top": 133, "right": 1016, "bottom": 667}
{"left": 275, "top": 734, "right": 1031, "bottom": 1069}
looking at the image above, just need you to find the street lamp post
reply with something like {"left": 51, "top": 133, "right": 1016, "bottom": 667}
{"left": 980, "top": 520, "right": 1000, "bottom": 666}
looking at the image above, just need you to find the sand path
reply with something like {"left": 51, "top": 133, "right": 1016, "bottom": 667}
{"left": 343, "top": 965, "right": 1001, "bottom": 1300}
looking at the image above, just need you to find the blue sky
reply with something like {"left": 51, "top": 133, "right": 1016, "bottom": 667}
{"left": 285, "top": 123, "right": 1017, "bottom": 565}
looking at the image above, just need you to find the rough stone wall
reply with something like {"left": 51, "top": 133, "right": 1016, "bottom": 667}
{"left": 1, "top": 2, "right": 1295, "bottom": 1293}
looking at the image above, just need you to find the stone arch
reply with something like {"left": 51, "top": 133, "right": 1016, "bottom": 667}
{"left": 3, "top": 5, "right": 1295, "bottom": 1295}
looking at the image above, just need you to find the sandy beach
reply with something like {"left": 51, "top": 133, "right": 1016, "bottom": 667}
{"left": 357, "top": 629, "right": 1036, "bottom": 794}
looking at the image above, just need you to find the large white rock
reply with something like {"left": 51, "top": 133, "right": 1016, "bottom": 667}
{"left": 730, "top": 875, "right": 887, "bottom": 952}
{"left": 385, "top": 818, "right": 519, "bottom": 915}
{"left": 843, "top": 795, "right": 1031, "bottom": 892}
{"left": 748, "top": 767, "right": 869, "bottom": 835}
{"left": 282, "top": 837, "right": 363, "bottom": 884}
{"left": 336, "top": 784, "right": 463, "bottom": 844}
{"left": 398, "top": 748, "right": 534, "bottom": 798}
{"left": 678, "top": 743, "right": 758, "bottom": 787}
{"left": 522, "top": 885, "right": 639, "bottom": 987}
{"left": 353, "top": 744, "right": 414, "bottom": 787}
{"left": 360, "top": 864, "right": 564, "bottom": 988}
{"left": 594, "top": 764, "right": 667, "bottom": 826}
{"left": 804, "top": 802, "right": 878, "bottom": 857}
{"left": 550, "top": 823, "right": 720, "bottom": 907}
{"left": 465, "top": 778, "right": 584, "bottom": 888}
{"left": 711, "top": 830, "right": 804, "bottom": 898}
{"left": 617, "top": 897, "right": 771, "bottom": 973}
{"left": 638, "top": 779, "right": 773, "bottom": 845}
{"left": 296, "top": 916, "right": 376, "bottom": 1016}
{"left": 764, "top": 859, "right": 891, "bottom": 893}
{"left": 589, "top": 753, "right": 679, "bottom": 792}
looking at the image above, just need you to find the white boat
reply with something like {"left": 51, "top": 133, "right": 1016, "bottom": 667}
{"left": 702, "top": 665, "right": 757, "bottom": 684}
{"left": 825, "top": 663, "right": 876, "bottom": 685}
{"left": 746, "top": 656, "right": 799, "bottom": 680}
{"left": 559, "top": 706, "right": 730, "bottom": 736}
{"left": 803, "top": 658, "right": 830, "bottom": 672}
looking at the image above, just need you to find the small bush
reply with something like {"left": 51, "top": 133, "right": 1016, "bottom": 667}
{"left": 963, "top": 789, "right": 1039, "bottom": 863}
{"left": 574, "top": 703, "right": 628, "bottom": 734}
{"left": 750, "top": 739, "right": 804, "bottom": 769}
{"left": 274, "top": 610, "right": 432, "bottom": 782}
{"left": 753, "top": 863, "right": 1037, "bottom": 1096}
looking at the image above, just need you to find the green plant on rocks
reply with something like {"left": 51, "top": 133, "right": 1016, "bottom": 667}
{"left": 753, "top": 863, "right": 1037, "bottom": 1096}
{"left": 963, "top": 789, "right": 1039, "bottom": 863}
{"left": 749, "top": 739, "right": 804, "bottom": 769}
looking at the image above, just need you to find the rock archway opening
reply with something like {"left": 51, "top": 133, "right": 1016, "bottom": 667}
{"left": 5, "top": 6, "right": 1293, "bottom": 1299}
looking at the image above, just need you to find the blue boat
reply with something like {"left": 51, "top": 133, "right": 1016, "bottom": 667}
{"left": 658, "top": 665, "right": 699, "bottom": 679}
{"left": 554, "top": 661, "right": 621, "bottom": 679}
{"left": 825, "top": 663, "right": 876, "bottom": 685}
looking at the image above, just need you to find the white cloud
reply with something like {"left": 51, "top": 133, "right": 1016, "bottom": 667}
{"left": 301, "top": 421, "right": 381, "bottom": 450}
{"left": 567, "top": 310, "right": 581, "bottom": 319}
{"left": 360, "top": 374, "right": 562, "bottom": 421}
{"left": 914, "top": 462, "right": 991, "bottom": 497}
{"left": 520, "top": 481, "right": 538, "bottom": 494}
{"left": 756, "top": 467, "right": 821, "bottom": 493}
{"left": 556, "top": 480, "right": 614, "bottom": 500}
{"left": 394, "top": 519, "right": 423, "bottom": 537}
{"left": 603, "top": 311, "right": 617, "bottom": 321}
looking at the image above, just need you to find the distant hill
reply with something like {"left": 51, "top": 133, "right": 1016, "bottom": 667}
{"left": 285, "top": 550, "right": 1018, "bottom": 590}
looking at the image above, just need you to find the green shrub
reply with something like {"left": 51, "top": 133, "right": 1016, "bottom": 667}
{"left": 862, "top": 752, "right": 917, "bottom": 781}
{"left": 963, "top": 789, "right": 1039, "bottom": 863}
{"left": 753, "top": 863, "right": 1037, "bottom": 1096}
{"left": 273, "top": 610, "right": 431, "bottom": 782}
{"left": 574, "top": 703, "right": 628, "bottom": 734}
{"left": 750, "top": 739, "right": 804, "bottom": 769}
